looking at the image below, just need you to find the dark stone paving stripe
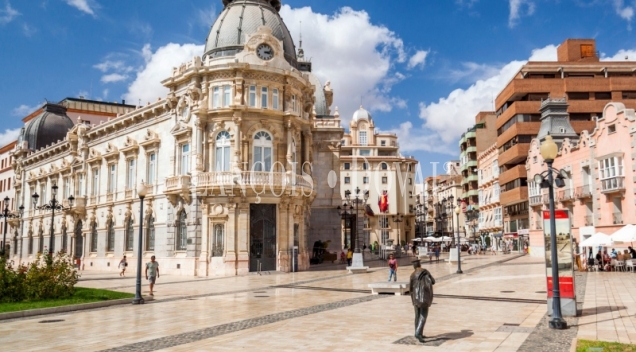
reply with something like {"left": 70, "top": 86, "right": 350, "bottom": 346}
{"left": 97, "top": 295, "right": 389, "bottom": 352}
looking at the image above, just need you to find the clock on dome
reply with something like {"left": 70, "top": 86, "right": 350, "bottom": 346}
{"left": 256, "top": 43, "right": 274, "bottom": 61}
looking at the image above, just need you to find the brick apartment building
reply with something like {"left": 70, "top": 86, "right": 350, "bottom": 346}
{"left": 494, "top": 38, "right": 636, "bottom": 237}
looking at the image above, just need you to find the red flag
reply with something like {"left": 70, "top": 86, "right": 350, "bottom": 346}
{"left": 379, "top": 191, "right": 389, "bottom": 213}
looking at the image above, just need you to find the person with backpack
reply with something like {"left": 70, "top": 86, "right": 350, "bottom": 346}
{"left": 409, "top": 259, "right": 435, "bottom": 342}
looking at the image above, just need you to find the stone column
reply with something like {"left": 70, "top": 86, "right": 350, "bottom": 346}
{"left": 224, "top": 203, "right": 237, "bottom": 275}
{"left": 198, "top": 203, "right": 209, "bottom": 277}
{"left": 236, "top": 202, "right": 250, "bottom": 275}
{"left": 277, "top": 198, "right": 290, "bottom": 272}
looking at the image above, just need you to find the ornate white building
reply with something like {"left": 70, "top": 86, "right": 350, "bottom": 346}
{"left": 11, "top": 0, "right": 343, "bottom": 276}
{"left": 340, "top": 107, "right": 418, "bottom": 248}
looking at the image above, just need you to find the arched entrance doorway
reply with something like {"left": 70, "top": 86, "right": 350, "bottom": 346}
{"left": 249, "top": 204, "right": 276, "bottom": 272}
{"left": 74, "top": 220, "right": 83, "bottom": 259}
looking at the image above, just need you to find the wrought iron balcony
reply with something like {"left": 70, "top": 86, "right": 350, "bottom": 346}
{"left": 556, "top": 188, "right": 573, "bottom": 202}
{"left": 575, "top": 185, "right": 592, "bottom": 199}
{"left": 529, "top": 195, "right": 543, "bottom": 207}
{"left": 189, "top": 171, "right": 314, "bottom": 194}
{"left": 601, "top": 177, "right": 625, "bottom": 194}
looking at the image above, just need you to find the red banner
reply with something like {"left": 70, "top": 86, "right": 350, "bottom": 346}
{"left": 546, "top": 276, "right": 575, "bottom": 299}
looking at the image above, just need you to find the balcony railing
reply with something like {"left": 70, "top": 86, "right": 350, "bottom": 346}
{"left": 535, "top": 221, "right": 542, "bottom": 230}
{"left": 601, "top": 177, "right": 625, "bottom": 194}
{"left": 184, "top": 171, "right": 314, "bottom": 193}
{"left": 106, "top": 193, "right": 114, "bottom": 202}
{"left": 613, "top": 212, "right": 623, "bottom": 225}
{"left": 89, "top": 195, "right": 97, "bottom": 205}
{"left": 575, "top": 185, "right": 592, "bottom": 199}
{"left": 529, "top": 195, "right": 543, "bottom": 206}
{"left": 125, "top": 189, "right": 133, "bottom": 199}
{"left": 557, "top": 188, "right": 573, "bottom": 202}
{"left": 584, "top": 215, "right": 593, "bottom": 226}
{"left": 543, "top": 194, "right": 550, "bottom": 204}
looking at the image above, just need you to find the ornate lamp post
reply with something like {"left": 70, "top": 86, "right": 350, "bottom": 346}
{"left": 454, "top": 203, "right": 463, "bottom": 274}
{"left": 533, "top": 135, "right": 568, "bottom": 330}
{"left": 392, "top": 213, "right": 404, "bottom": 256}
{"left": 344, "top": 187, "right": 369, "bottom": 253}
{"left": 0, "top": 198, "right": 24, "bottom": 257}
{"left": 133, "top": 181, "right": 147, "bottom": 305}
{"left": 32, "top": 184, "right": 74, "bottom": 255}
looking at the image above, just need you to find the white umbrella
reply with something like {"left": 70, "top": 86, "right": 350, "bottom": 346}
{"left": 441, "top": 236, "right": 453, "bottom": 241}
{"left": 424, "top": 236, "right": 437, "bottom": 242}
{"left": 430, "top": 237, "right": 443, "bottom": 242}
{"left": 580, "top": 232, "right": 612, "bottom": 247}
{"left": 610, "top": 224, "right": 636, "bottom": 244}
{"left": 412, "top": 238, "right": 422, "bottom": 242}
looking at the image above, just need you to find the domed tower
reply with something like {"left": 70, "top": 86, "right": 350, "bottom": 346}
{"left": 205, "top": 0, "right": 296, "bottom": 66}
{"left": 18, "top": 103, "right": 74, "bottom": 151}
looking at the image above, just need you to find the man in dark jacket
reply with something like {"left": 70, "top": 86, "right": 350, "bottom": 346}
{"left": 409, "top": 259, "right": 435, "bottom": 342}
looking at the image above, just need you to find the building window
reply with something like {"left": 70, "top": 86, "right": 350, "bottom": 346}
{"left": 253, "top": 131, "right": 272, "bottom": 172}
{"left": 249, "top": 86, "right": 256, "bottom": 107}
{"left": 359, "top": 131, "right": 367, "bottom": 146}
{"left": 408, "top": 178, "right": 412, "bottom": 185}
{"left": 92, "top": 169, "right": 99, "bottom": 196}
{"left": 492, "top": 160, "right": 499, "bottom": 177}
{"left": 78, "top": 173, "right": 84, "bottom": 197}
{"left": 107, "top": 219, "right": 115, "bottom": 252}
{"left": 344, "top": 177, "right": 350, "bottom": 184}
{"left": 146, "top": 216, "right": 155, "bottom": 251}
{"left": 360, "top": 149, "right": 371, "bottom": 156}
{"left": 381, "top": 162, "right": 388, "bottom": 170}
{"left": 344, "top": 163, "right": 351, "bottom": 170}
{"left": 126, "top": 159, "right": 135, "bottom": 190}
{"left": 212, "top": 224, "right": 224, "bottom": 257}
{"left": 176, "top": 211, "right": 187, "bottom": 251}
{"left": 273, "top": 89, "right": 279, "bottom": 110}
{"left": 213, "top": 87, "right": 220, "bottom": 108}
{"left": 363, "top": 163, "right": 369, "bottom": 170}
{"left": 363, "top": 177, "right": 369, "bottom": 184}
{"left": 493, "top": 182, "right": 500, "bottom": 201}
{"left": 341, "top": 140, "right": 345, "bottom": 146}
{"left": 90, "top": 222, "right": 97, "bottom": 252}
{"left": 180, "top": 143, "right": 190, "bottom": 175}
{"left": 599, "top": 156, "right": 623, "bottom": 191}
{"left": 381, "top": 140, "right": 386, "bottom": 146}
{"left": 108, "top": 165, "right": 116, "bottom": 193}
{"left": 608, "top": 124, "right": 616, "bottom": 134}
{"left": 292, "top": 95, "right": 296, "bottom": 112}
{"left": 63, "top": 177, "right": 70, "bottom": 198}
{"left": 261, "top": 87, "right": 268, "bottom": 109}
{"left": 125, "top": 218, "right": 134, "bottom": 251}
{"left": 382, "top": 177, "right": 387, "bottom": 184}
{"left": 215, "top": 131, "right": 231, "bottom": 171}
{"left": 224, "top": 86, "right": 231, "bottom": 107}
{"left": 148, "top": 153, "right": 156, "bottom": 185}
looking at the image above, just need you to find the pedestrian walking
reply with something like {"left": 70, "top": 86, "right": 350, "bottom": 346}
{"left": 346, "top": 248, "right": 353, "bottom": 266}
{"left": 118, "top": 255, "right": 128, "bottom": 277}
{"left": 145, "top": 255, "right": 160, "bottom": 296}
{"left": 387, "top": 254, "right": 398, "bottom": 282}
{"left": 434, "top": 246, "right": 440, "bottom": 262}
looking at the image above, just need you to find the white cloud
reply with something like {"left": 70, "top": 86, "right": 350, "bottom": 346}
{"left": 11, "top": 103, "right": 40, "bottom": 117}
{"left": 446, "top": 62, "right": 501, "bottom": 83}
{"left": 416, "top": 44, "right": 557, "bottom": 150}
{"left": 123, "top": 43, "right": 204, "bottom": 105}
{"left": 508, "top": 0, "right": 535, "bottom": 28}
{"left": 279, "top": 5, "right": 408, "bottom": 121}
{"left": 93, "top": 60, "right": 129, "bottom": 73}
{"left": 102, "top": 88, "right": 109, "bottom": 100}
{"left": 0, "top": 128, "right": 20, "bottom": 147}
{"left": 22, "top": 23, "right": 36, "bottom": 36}
{"left": 388, "top": 122, "right": 454, "bottom": 155}
{"left": 601, "top": 49, "right": 636, "bottom": 61}
{"left": 407, "top": 50, "right": 429, "bottom": 69}
{"left": 613, "top": 0, "right": 634, "bottom": 28}
{"left": 63, "top": 0, "right": 96, "bottom": 16}
{"left": 197, "top": 3, "right": 217, "bottom": 28}
{"left": 101, "top": 73, "right": 128, "bottom": 83}
{"left": 0, "top": 1, "right": 20, "bottom": 25}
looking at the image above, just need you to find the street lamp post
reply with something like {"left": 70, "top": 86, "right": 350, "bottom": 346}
{"left": 133, "top": 181, "right": 148, "bottom": 305}
{"left": 32, "top": 184, "right": 74, "bottom": 255}
{"left": 533, "top": 134, "right": 568, "bottom": 330}
{"left": 337, "top": 203, "right": 354, "bottom": 250}
{"left": 344, "top": 187, "right": 369, "bottom": 253}
{"left": 392, "top": 213, "right": 404, "bottom": 256}
{"left": 454, "top": 203, "right": 463, "bottom": 274}
{"left": 0, "top": 198, "right": 24, "bottom": 257}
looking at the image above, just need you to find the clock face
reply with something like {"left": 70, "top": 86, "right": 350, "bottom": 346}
{"left": 256, "top": 44, "right": 274, "bottom": 60}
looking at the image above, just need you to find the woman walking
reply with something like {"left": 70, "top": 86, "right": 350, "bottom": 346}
{"left": 119, "top": 255, "right": 128, "bottom": 277}
{"left": 388, "top": 254, "right": 398, "bottom": 282}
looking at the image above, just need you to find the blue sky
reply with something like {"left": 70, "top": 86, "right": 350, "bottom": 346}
{"left": 1, "top": 0, "right": 636, "bottom": 178}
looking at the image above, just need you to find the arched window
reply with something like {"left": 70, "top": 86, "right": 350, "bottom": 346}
{"left": 381, "top": 162, "right": 388, "bottom": 170}
{"left": 253, "top": 131, "right": 272, "bottom": 172}
{"left": 215, "top": 131, "right": 231, "bottom": 172}
{"left": 212, "top": 224, "right": 224, "bottom": 257}
{"left": 125, "top": 218, "right": 134, "bottom": 251}
{"left": 107, "top": 220, "right": 115, "bottom": 252}
{"left": 90, "top": 222, "right": 98, "bottom": 252}
{"left": 176, "top": 211, "right": 187, "bottom": 250}
{"left": 146, "top": 216, "right": 155, "bottom": 251}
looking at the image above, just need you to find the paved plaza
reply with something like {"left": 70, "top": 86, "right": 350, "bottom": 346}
{"left": 2, "top": 254, "right": 636, "bottom": 351}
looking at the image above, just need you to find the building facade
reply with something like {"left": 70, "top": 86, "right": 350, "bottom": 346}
{"left": 339, "top": 107, "right": 418, "bottom": 248}
{"left": 494, "top": 38, "right": 636, "bottom": 238}
{"left": 0, "top": 141, "right": 17, "bottom": 255}
{"left": 12, "top": 0, "right": 341, "bottom": 276}
{"left": 526, "top": 101, "right": 636, "bottom": 256}
{"left": 477, "top": 142, "right": 502, "bottom": 248}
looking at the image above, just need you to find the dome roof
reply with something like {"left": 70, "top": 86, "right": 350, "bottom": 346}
{"left": 353, "top": 106, "right": 372, "bottom": 121}
{"left": 204, "top": 0, "right": 297, "bottom": 66}
{"left": 19, "top": 103, "right": 74, "bottom": 151}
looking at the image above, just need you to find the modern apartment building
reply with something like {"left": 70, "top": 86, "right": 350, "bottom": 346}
{"left": 526, "top": 102, "right": 635, "bottom": 256}
{"left": 494, "top": 38, "right": 636, "bottom": 237}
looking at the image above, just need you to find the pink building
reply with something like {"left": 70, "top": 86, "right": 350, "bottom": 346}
{"left": 526, "top": 102, "right": 635, "bottom": 256}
